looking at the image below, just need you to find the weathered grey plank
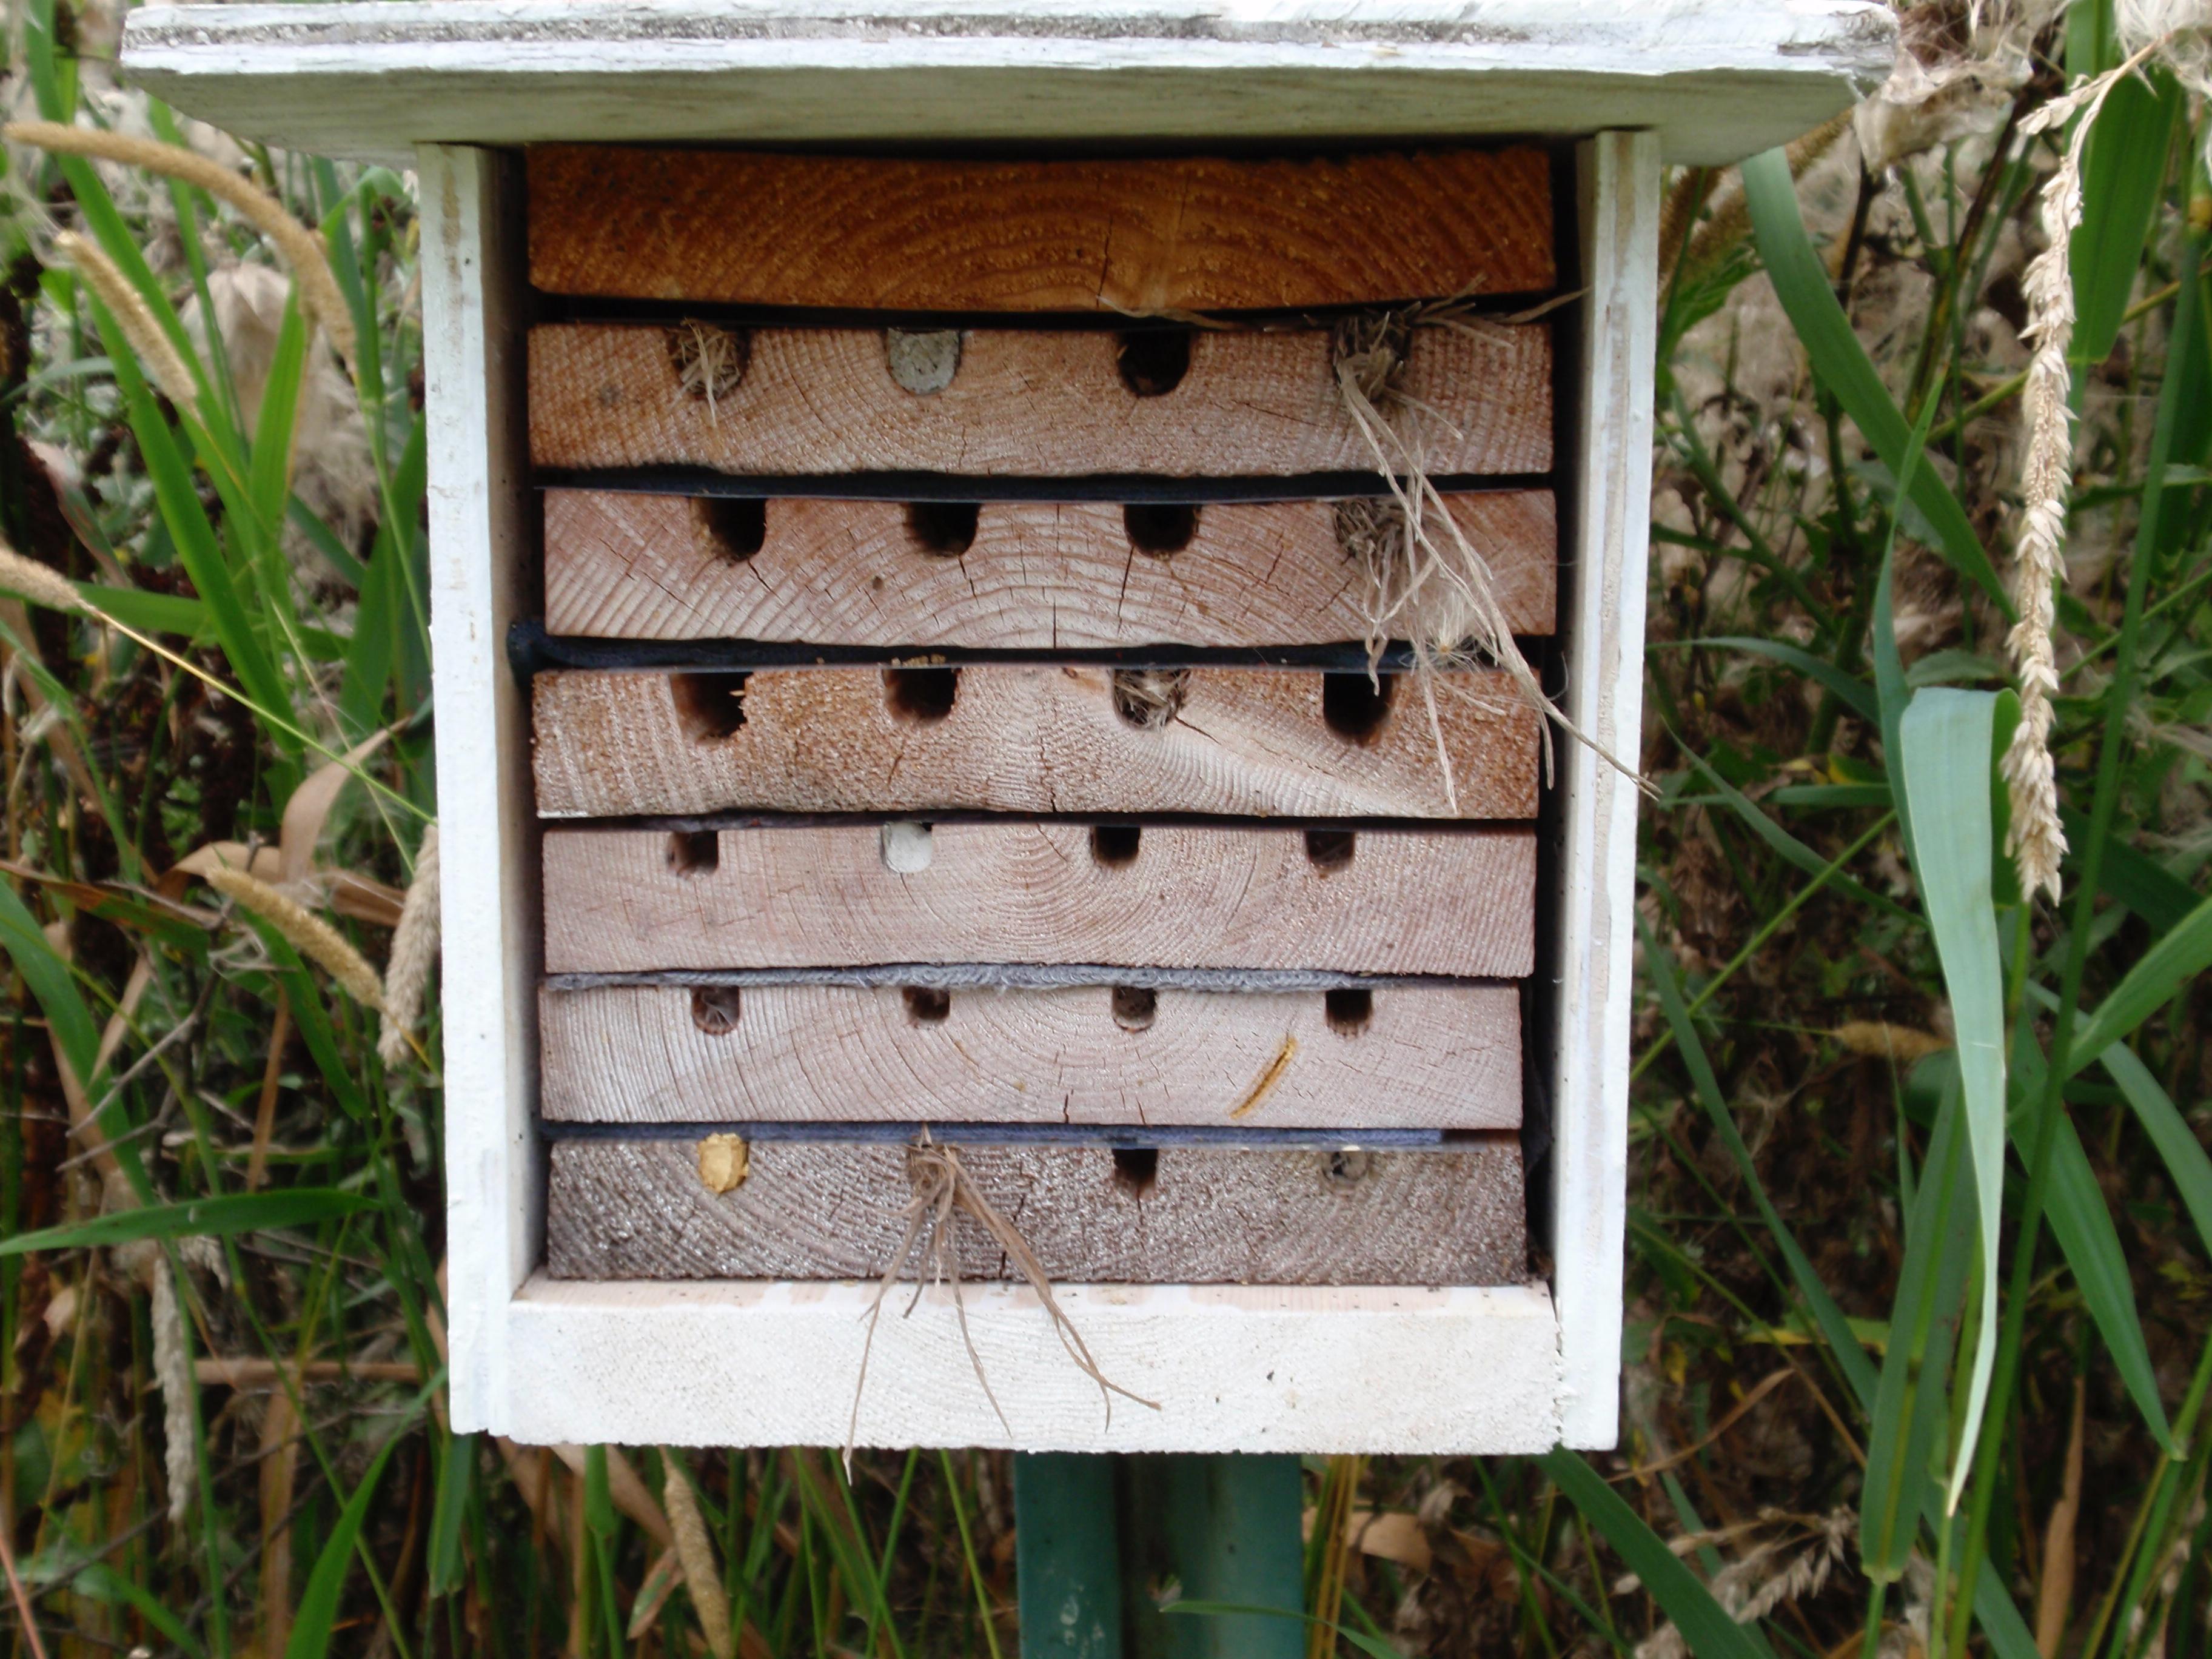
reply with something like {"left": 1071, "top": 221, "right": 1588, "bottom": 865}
{"left": 527, "top": 323, "right": 1553, "bottom": 477}
{"left": 540, "top": 823, "right": 1538, "bottom": 977}
{"left": 545, "top": 1140, "right": 1527, "bottom": 1284}
{"left": 542, "top": 490, "right": 1558, "bottom": 644}
{"left": 538, "top": 980, "right": 1522, "bottom": 1128}
{"left": 531, "top": 665, "right": 1540, "bottom": 820}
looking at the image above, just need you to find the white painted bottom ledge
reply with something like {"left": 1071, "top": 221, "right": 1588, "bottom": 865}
{"left": 481, "top": 1275, "right": 1569, "bottom": 1452}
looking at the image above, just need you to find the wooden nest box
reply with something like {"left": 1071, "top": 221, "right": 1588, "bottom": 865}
{"left": 126, "top": 0, "right": 1895, "bottom": 1453}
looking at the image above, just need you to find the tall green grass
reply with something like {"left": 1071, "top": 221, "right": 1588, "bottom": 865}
{"left": 0, "top": 1, "right": 2207, "bottom": 1654}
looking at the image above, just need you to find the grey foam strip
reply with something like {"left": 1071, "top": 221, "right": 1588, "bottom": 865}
{"left": 534, "top": 1120, "right": 1485, "bottom": 1150}
{"left": 541, "top": 963, "right": 1510, "bottom": 994}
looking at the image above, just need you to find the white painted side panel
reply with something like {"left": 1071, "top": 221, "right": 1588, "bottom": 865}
{"left": 123, "top": 0, "right": 1892, "bottom": 164}
{"left": 1550, "top": 130, "right": 1659, "bottom": 1451}
{"left": 502, "top": 1278, "right": 1565, "bottom": 1453}
{"left": 420, "top": 144, "right": 539, "bottom": 1436}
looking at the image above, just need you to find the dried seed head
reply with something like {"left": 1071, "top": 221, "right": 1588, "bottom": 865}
{"left": 378, "top": 823, "right": 441, "bottom": 1067}
{"left": 206, "top": 865, "right": 386, "bottom": 1011}
{"left": 661, "top": 1453, "right": 736, "bottom": 1659}
{"left": 10, "top": 121, "right": 357, "bottom": 375}
{"left": 50, "top": 230, "right": 202, "bottom": 419}
{"left": 0, "top": 540, "right": 85, "bottom": 614}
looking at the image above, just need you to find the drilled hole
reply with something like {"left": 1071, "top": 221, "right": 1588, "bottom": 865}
{"left": 883, "top": 666, "right": 959, "bottom": 724}
{"left": 1324, "top": 987, "right": 1373, "bottom": 1035}
{"left": 694, "top": 495, "right": 766, "bottom": 563}
{"left": 667, "top": 830, "right": 719, "bottom": 877}
{"left": 906, "top": 500, "right": 980, "bottom": 557}
{"left": 690, "top": 985, "right": 742, "bottom": 1035}
{"left": 1091, "top": 824, "right": 1142, "bottom": 868}
{"left": 1321, "top": 671, "right": 1395, "bottom": 745}
{"left": 1116, "top": 327, "right": 1192, "bottom": 397}
{"left": 1111, "top": 1145, "right": 1159, "bottom": 1196}
{"left": 670, "top": 671, "right": 749, "bottom": 741}
{"left": 1304, "top": 829, "right": 1355, "bottom": 874}
{"left": 902, "top": 986, "right": 951, "bottom": 1025}
{"left": 1124, "top": 503, "right": 1198, "bottom": 556}
{"left": 1110, "top": 985, "right": 1157, "bottom": 1031}
{"left": 1111, "top": 668, "right": 1188, "bottom": 730}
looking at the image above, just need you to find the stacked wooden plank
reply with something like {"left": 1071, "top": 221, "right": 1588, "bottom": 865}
{"left": 525, "top": 145, "right": 1562, "bottom": 1286}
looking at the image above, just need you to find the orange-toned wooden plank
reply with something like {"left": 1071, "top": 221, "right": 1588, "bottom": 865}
{"left": 531, "top": 665, "right": 1539, "bottom": 820}
{"left": 541, "top": 822, "right": 1537, "bottom": 977}
{"left": 546, "top": 1141, "right": 1527, "bottom": 1285}
{"left": 543, "top": 490, "right": 1558, "bottom": 643}
{"left": 538, "top": 980, "right": 1522, "bottom": 1128}
{"left": 526, "top": 146, "right": 1555, "bottom": 310}
{"left": 527, "top": 323, "right": 1553, "bottom": 476}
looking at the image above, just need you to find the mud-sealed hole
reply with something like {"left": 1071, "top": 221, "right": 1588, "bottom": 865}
{"left": 902, "top": 986, "right": 951, "bottom": 1025}
{"left": 1111, "top": 668, "right": 1188, "bottom": 730}
{"left": 883, "top": 666, "right": 959, "bottom": 724}
{"left": 885, "top": 327, "right": 962, "bottom": 395}
{"left": 694, "top": 496, "right": 767, "bottom": 563}
{"left": 666, "top": 321, "right": 750, "bottom": 403}
{"left": 1322, "top": 671, "right": 1395, "bottom": 744}
{"left": 906, "top": 501, "right": 979, "bottom": 557}
{"left": 666, "top": 830, "right": 719, "bottom": 877}
{"left": 1124, "top": 503, "right": 1198, "bottom": 556}
{"left": 690, "top": 985, "right": 742, "bottom": 1035}
{"left": 1090, "top": 824, "right": 1142, "bottom": 868}
{"left": 1304, "top": 829, "right": 1355, "bottom": 874}
{"left": 1115, "top": 327, "right": 1192, "bottom": 397}
{"left": 670, "top": 671, "right": 749, "bottom": 741}
{"left": 1324, "top": 1148, "right": 1372, "bottom": 1188}
{"left": 1111, "top": 1145, "right": 1159, "bottom": 1196}
{"left": 1110, "top": 985, "right": 1157, "bottom": 1032}
{"left": 1324, "top": 987, "right": 1373, "bottom": 1035}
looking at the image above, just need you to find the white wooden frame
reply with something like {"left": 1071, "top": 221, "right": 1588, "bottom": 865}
{"left": 414, "top": 133, "right": 1657, "bottom": 1452}
{"left": 129, "top": 1, "right": 1880, "bottom": 1452}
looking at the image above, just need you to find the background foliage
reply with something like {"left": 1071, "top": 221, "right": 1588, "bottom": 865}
{"left": 1, "top": 2, "right": 2210, "bottom": 1655}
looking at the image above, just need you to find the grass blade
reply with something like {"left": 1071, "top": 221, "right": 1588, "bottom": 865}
{"left": 1861, "top": 1075, "right": 1974, "bottom": 1581}
{"left": 0, "top": 1190, "right": 374, "bottom": 1256}
{"left": 1895, "top": 687, "right": 2010, "bottom": 1510}
{"left": 2099, "top": 1041, "right": 2212, "bottom": 1259}
{"left": 1541, "top": 1449, "right": 1774, "bottom": 1659}
{"left": 2062, "top": 891, "right": 2212, "bottom": 1074}
{"left": 1741, "top": 149, "right": 2012, "bottom": 614}
{"left": 286, "top": 1426, "right": 405, "bottom": 1659}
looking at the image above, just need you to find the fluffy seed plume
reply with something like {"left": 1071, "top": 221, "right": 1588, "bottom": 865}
{"left": 206, "top": 865, "right": 386, "bottom": 1011}
{"left": 661, "top": 1453, "right": 736, "bottom": 1659}
{"left": 10, "top": 121, "right": 357, "bottom": 375}
{"left": 50, "top": 230, "right": 201, "bottom": 418}
{"left": 2000, "top": 49, "right": 2159, "bottom": 904}
{"left": 0, "top": 540, "right": 84, "bottom": 614}
{"left": 377, "top": 824, "right": 440, "bottom": 1067}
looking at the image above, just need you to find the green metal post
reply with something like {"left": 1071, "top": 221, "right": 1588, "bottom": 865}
{"left": 1013, "top": 1452, "right": 1305, "bottom": 1658}
{"left": 1014, "top": 1453, "right": 1124, "bottom": 1657}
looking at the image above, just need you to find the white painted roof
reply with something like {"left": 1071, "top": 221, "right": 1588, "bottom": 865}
{"left": 122, "top": 1, "right": 1893, "bottom": 166}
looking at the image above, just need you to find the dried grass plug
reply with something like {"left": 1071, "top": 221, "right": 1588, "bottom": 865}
{"left": 846, "top": 1133, "right": 1156, "bottom": 1470}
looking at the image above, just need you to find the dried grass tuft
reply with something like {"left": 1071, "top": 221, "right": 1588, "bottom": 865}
{"left": 1328, "top": 301, "right": 1649, "bottom": 805}
{"left": 846, "top": 1132, "right": 1156, "bottom": 1472}
{"left": 8, "top": 121, "right": 357, "bottom": 375}
{"left": 667, "top": 321, "right": 749, "bottom": 418}
{"left": 1108, "top": 667, "right": 1189, "bottom": 729}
